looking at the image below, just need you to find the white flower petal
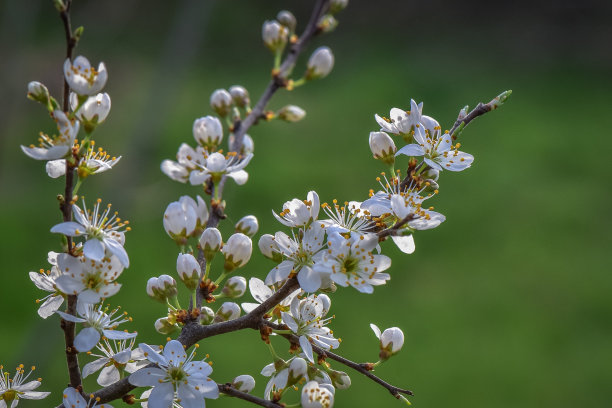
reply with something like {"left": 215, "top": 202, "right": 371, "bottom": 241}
{"left": 83, "top": 238, "right": 105, "bottom": 262}
{"left": 103, "top": 237, "right": 130, "bottom": 267}
{"left": 227, "top": 169, "right": 249, "bottom": 185}
{"left": 162, "top": 339, "right": 187, "bottom": 366}
{"left": 139, "top": 343, "right": 167, "bottom": 366}
{"left": 82, "top": 357, "right": 109, "bottom": 378}
{"left": 128, "top": 367, "right": 167, "bottom": 387}
{"left": 74, "top": 327, "right": 101, "bottom": 352}
{"left": 102, "top": 330, "right": 137, "bottom": 340}
{"left": 299, "top": 336, "right": 314, "bottom": 363}
{"left": 370, "top": 323, "right": 381, "bottom": 339}
{"left": 98, "top": 365, "right": 120, "bottom": 386}
{"left": 391, "top": 235, "right": 415, "bottom": 254}
{"left": 148, "top": 382, "right": 175, "bottom": 408}
{"left": 38, "top": 295, "right": 64, "bottom": 318}
{"left": 50, "top": 221, "right": 84, "bottom": 236}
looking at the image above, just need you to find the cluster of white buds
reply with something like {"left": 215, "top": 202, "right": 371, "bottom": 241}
{"left": 163, "top": 195, "right": 209, "bottom": 244}
{"left": 146, "top": 274, "right": 178, "bottom": 304}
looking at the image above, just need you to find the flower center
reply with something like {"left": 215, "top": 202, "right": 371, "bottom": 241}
{"left": 1, "top": 390, "right": 17, "bottom": 403}
{"left": 167, "top": 366, "right": 187, "bottom": 384}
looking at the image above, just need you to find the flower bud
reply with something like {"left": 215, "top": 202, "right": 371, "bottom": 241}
{"left": 222, "top": 233, "right": 252, "bottom": 272}
{"left": 147, "top": 275, "right": 178, "bottom": 303}
{"left": 146, "top": 277, "right": 166, "bottom": 303}
{"left": 329, "top": 369, "right": 351, "bottom": 390}
{"left": 235, "top": 215, "right": 259, "bottom": 237}
{"left": 306, "top": 46, "right": 334, "bottom": 80}
{"left": 330, "top": 0, "right": 349, "bottom": 13}
{"left": 369, "top": 131, "right": 396, "bottom": 165}
{"left": 287, "top": 357, "right": 307, "bottom": 385}
{"left": 154, "top": 317, "right": 177, "bottom": 335}
{"left": 232, "top": 374, "right": 255, "bottom": 393}
{"left": 210, "top": 89, "right": 233, "bottom": 117}
{"left": 70, "top": 92, "right": 111, "bottom": 132}
{"left": 370, "top": 324, "right": 404, "bottom": 360}
{"left": 163, "top": 201, "right": 197, "bottom": 244}
{"left": 276, "top": 10, "right": 296, "bottom": 32}
{"left": 27, "top": 81, "right": 50, "bottom": 104}
{"left": 278, "top": 105, "right": 306, "bottom": 122}
{"left": 301, "top": 381, "right": 335, "bottom": 408}
{"left": 222, "top": 276, "right": 247, "bottom": 298}
{"left": 199, "top": 306, "right": 215, "bottom": 325}
{"left": 422, "top": 167, "right": 440, "bottom": 182}
{"left": 229, "top": 85, "right": 250, "bottom": 108}
{"left": 199, "top": 227, "right": 222, "bottom": 262}
{"left": 262, "top": 20, "right": 288, "bottom": 52}
{"left": 193, "top": 116, "right": 223, "bottom": 149}
{"left": 258, "top": 234, "right": 282, "bottom": 263}
{"left": 176, "top": 253, "right": 201, "bottom": 291}
{"left": 317, "top": 14, "right": 338, "bottom": 33}
{"left": 214, "top": 302, "right": 241, "bottom": 322}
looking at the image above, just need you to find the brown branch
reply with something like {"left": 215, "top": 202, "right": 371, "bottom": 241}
{"left": 263, "top": 321, "right": 414, "bottom": 399}
{"left": 377, "top": 214, "right": 415, "bottom": 239}
{"left": 218, "top": 384, "right": 284, "bottom": 408}
{"left": 448, "top": 90, "right": 512, "bottom": 139}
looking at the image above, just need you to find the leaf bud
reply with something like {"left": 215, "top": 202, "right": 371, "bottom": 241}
{"left": 369, "top": 131, "right": 396, "bottom": 165}
{"left": 176, "top": 253, "right": 201, "bottom": 291}
{"left": 199, "top": 227, "right": 222, "bottom": 262}
{"left": 262, "top": 20, "right": 288, "bottom": 53}
{"left": 306, "top": 46, "right": 334, "bottom": 80}
{"left": 214, "top": 302, "right": 241, "bottom": 322}
{"left": 193, "top": 116, "right": 223, "bottom": 149}
{"left": 221, "top": 233, "right": 252, "bottom": 272}
{"left": 235, "top": 215, "right": 259, "bottom": 237}
{"left": 229, "top": 85, "right": 250, "bottom": 108}
{"left": 199, "top": 306, "right": 215, "bottom": 325}
{"left": 222, "top": 276, "right": 247, "bottom": 298}
{"left": 276, "top": 10, "right": 296, "bottom": 33}
{"left": 154, "top": 317, "right": 177, "bottom": 335}
{"left": 210, "top": 89, "right": 233, "bottom": 117}
{"left": 278, "top": 105, "right": 306, "bottom": 122}
{"left": 232, "top": 374, "right": 256, "bottom": 393}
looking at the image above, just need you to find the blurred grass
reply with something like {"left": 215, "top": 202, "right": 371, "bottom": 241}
{"left": 1, "top": 0, "right": 611, "bottom": 407}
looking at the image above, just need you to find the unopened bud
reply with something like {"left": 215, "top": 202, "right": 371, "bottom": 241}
{"left": 222, "top": 276, "right": 247, "bottom": 298}
{"left": 176, "top": 253, "right": 201, "bottom": 291}
{"left": 154, "top": 317, "right": 177, "bottom": 334}
{"left": 287, "top": 357, "right": 307, "bottom": 385}
{"left": 277, "top": 10, "right": 296, "bottom": 32}
{"left": 146, "top": 275, "right": 178, "bottom": 303}
{"left": 53, "top": 0, "right": 66, "bottom": 11}
{"left": 200, "top": 227, "right": 222, "bottom": 262}
{"left": 73, "top": 26, "right": 84, "bottom": 42}
{"left": 27, "top": 81, "right": 50, "bottom": 104}
{"left": 258, "top": 234, "right": 282, "bottom": 263}
{"left": 199, "top": 306, "right": 215, "bottom": 325}
{"left": 232, "top": 374, "right": 256, "bottom": 393}
{"left": 262, "top": 20, "right": 288, "bottom": 52}
{"left": 370, "top": 324, "right": 404, "bottom": 360}
{"left": 210, "top": 89, "right": 233, "bottom": 117}
{"left": 329, "top": 369, "right": 351, "bottom": 389}
{"left": 318, "top": 14, "right": 338, "bottom": 33}
{"left": 214, "top": 302, "right": 241, "bottom": 322}
{"left": 229, "top": 85, "right": 250, "bottom": 108}
{"left": 330, "top": 0, "right": 349, "bottom": 13}
{"left": 369, "top": 131, "right": 396, "bottom": 165}
{"left": 222, "top": 233, "right": 252, "bottom": 272}
{"left": 422, "top": 167, "right": 440, "bottom": 182}
{"left": 278, "top": 105, "right": 306, "bottom": 122}
{"left": 163, "top": 201, "right": 197, "bottom": 244}
{"left": 235, "top": 215, "right": 259, "bottom": 237}
{"left": 317, "top": 294, "right": 331, "bottom": 317}
{"left": 193, "top": 116, "right": 223, "bottom": 149}
{"left": 306, "top": 46, "right": 334, "bottom": 80}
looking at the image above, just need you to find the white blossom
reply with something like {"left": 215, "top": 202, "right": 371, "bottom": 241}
{"left": 301, "top": 381, "right": 335, "bottom": 408}
{"left": 368, "top": 131, "right": 396, "bottom": 164}
{"left": 221, "top": 276, "right": 247, "bottom": 298}
{"left": 70, "top": 92, "right": 111, "bottom": 127}
{"left": 273, "top": 191, "right": 320, "bottom": 228}
{"left": 229, "top": 85, "right": 250, "bottom": 108}
{"left": 62, "top": 387, "right": 112, "bottom": 408}
{"left": 0, "top": 364, "right": 50, "bottom": 406}
{"left": 64, "top": 56, "right": 108, "bottom": 96}
{"left": 374, "top": 99, "right": 423, "bottom": 137}
{"left": 21, "top": 110, "right": 79, "bottom": 161}
{"left": 189, "top": 152, "right": 253, "bottom": 186}
{"left": 214, "top": 302, "right": 241, "bottom": 322}
{"left": 28, "top": 251, "right": 65, "bottom": 318}
{"left": 241, "top": 277, "right": 299, "bottom": 315}
{"left": 82, "top": 338, "right": 151, "bottom": 387}
{"left": 278, "top": 105, "right": 306, "bottom": 122}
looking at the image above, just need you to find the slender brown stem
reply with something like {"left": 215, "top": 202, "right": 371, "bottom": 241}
{"left": 218, "top": 384, "right": 284, "bottom": 408}
{"left": 448, "top": 90, "right": 511, "bottom": 138}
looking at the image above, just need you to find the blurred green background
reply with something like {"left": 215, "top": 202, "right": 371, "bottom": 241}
{"left": 1, "top": 0, "right": 611, "bottom": 406}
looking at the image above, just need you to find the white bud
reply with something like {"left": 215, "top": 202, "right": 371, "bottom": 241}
{"left": 371, "top": 324, "right": 404, "bottom": 360}
{"left": 70, "top": 92, "right": 111, "bottom": 130}
{"left": 229, "top": 85, "right": 250, "bottom": 108}
{"left": 368, "top": 131, "right": 396, "bottom": 165}
{"left": 163, "top": 200, "right": 197, "bottom": 244}
{"left": 214, "top": 302, "right": 241, "bottom": 322}
{"left": 146, "top": 277, "right": 165, "bottom": 302}
{"left": 330, "top": 0, "right": 349, "bottom": 13}
{"left": 176, "top": 253, "right": 201, "bottom": 291}
{"left": 422, "top": 168, "right": 440, "bottom": 182}
{"left": 154, "top": 317, "right": 177, "bottom": 335}
{"left": 222, "top": 276, "right": 247, "bottom": 298}
{"left": 147, "top": 275, "right": 178, "bottom": 302}
{"left": 235, "top": 215, "right": 259, "bottom": 237}
{"left": 200, "top": 306, "right": 215, "bottom": 325}
{"left": 210, "top": 89, "right": 233, "bottom": 117}
{"left": 301, "top": 381, "right": 335, "bottom": 408}
{"left": 329, "top": 369, "right": 351, "bottom": 390}
{"left": 199, "top": 227, "right": 222, "bottom": 262}
{"left": 178, "top": 195, "right": 208, "bottom": 235}
{"left": 306, "top": 47, "right": 334, "bottom": 80}
{"left": 318, "top": 14, "right": 338, "bottom": 33}
{"left": 288, "top": 357, "right": 307, "bottom": 385}
{"left": 276, "top": 10, "right": 296, "bottom": 32}
{"left": 27, "top": 81, "right": 50, "bottom": 104}
{"left": 262, "top": 20, "right": 288, "bottom": 52}
{"left": 278, "top": 105, "right": 306, "bottom": 122}
{"left": 222, "top": 233, "right": 252, "bottom": 271}
{"left": 258, "top": 233, "right": 281, "bottom": 261}
{"left": 232, "top": 374, "right": 256, "bottom": 393}
{"left": 193, "top": 116, "right": 223, "bottom": 148}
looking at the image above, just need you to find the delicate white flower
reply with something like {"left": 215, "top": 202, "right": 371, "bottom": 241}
{"left": 70, "top": 92, "right": 111, "bottom": 128}
{"left": 0, "top": 364, "right": 50, "bottom": 406}
{"left": 210, "top": 89, "right": 233, "bottom": 117}
{"left": 82, "top": 338, "right": 151, "bottom": 387}
{"left": 301, "top": 381, "right": 335, "bottom": 408}
{"left": 306, "top": 47, "right": 334, "bottom": 79}
{"left": 395, "top": 126, "right": 474, "bottom": 172}
{"left": 370, "top": 324, "right": 404, "bottom": 359}
{"left": 21, "top": 110, "right": 79, "bottom": 161}
{"left": 282, "top": 295, "right": 339, "bottom": 362}
{"left": 189, "top": 152, "right": 253, "bottom": 186}
{"left": 193, "top": 116, "right": 223, "bottom": 148}
{"left": 390, "top": 193, "right": 446, "bottom": 231}
{"left": 261, "top": 356, "right": 308, "bottom": 400}
{"left": 262, "top": 20, "right": 288, "bottom": 52}
{"left": 315, "top": 233, "right": 391, "bottom": 294}
{"left": 374, "top": 99, "right": 423, "bottom": 137}
{"left": 129, "top": 340, "right": 219, "bottom": 408}
{"left": 235, "top": 215, "right": 258, "bottom": 237}
{"left": 56, "top": 302, "right": 137, "bottom": 352}
{"left": 176, "top": 253, "right": 201, "bottom": 291}
{"left": 320, "top": 200, "right": 375, "bottom": 238}
{"left": 264, "top": 224, "right": 327, "bottom": 292}
{"left": 138, "top": 389, "right": 182, "bottom": 408}
{"left": 46, "top": 146, "right": 121, "bottom": 179}
{"left": 51, "top": 199, "right": 129, "bottom": 267}
{"left": 221, "top": 233, "right": 252, "bottom": 271}
{"left": 231, "top": 374, "right": 255, "bottom": 393}
{"left": 161, "top": 143, "right": 207, "bottom": 183}
{"left": 64, "top": 56, "right": 108, "bottom": 96}
{"left": 29, "top": 251, "right": 65, "bottom": 318}
{"left": 273, "top": 191, "right": 320, "bottom": 228}
{"left": 55, "top": 252, "right": 123, "bottom": 304}
{"left": 241, "top": 277, "right": 299, "bottom": 315}
{"left": 62, "top": 387, "right": 113, "bottom": 408}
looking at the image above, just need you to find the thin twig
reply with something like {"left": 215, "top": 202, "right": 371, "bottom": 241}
{"left": 448, "top": 90, "right": 512, "bottom": 138}
{"left": 377, "top": 214, "right": 415, "bottom": 239}
{"left": 218, "top": 384, "right": 284, "bottom": 408}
